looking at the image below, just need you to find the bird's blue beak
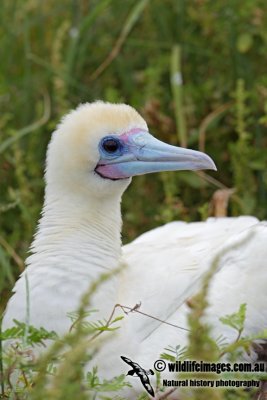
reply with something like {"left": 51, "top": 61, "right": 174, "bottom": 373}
{"left": 95, "top": 129, "right": 216, "bottom": 180}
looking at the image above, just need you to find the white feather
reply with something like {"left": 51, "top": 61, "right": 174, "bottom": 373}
{"left": 3, "top": 102, "right": 267, "bottom": 396}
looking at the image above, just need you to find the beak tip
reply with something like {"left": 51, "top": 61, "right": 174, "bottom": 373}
{"left": 203, "top": 154, "right": 217, "bottom": 172}
{"left": 211, "top": 162, "right": 217, "bottom": 172}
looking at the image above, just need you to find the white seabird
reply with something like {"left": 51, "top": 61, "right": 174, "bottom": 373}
{"left": 3, "top": 101, "right": 267, "bottom": 396}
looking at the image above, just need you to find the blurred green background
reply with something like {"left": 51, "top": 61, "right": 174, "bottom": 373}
{"left": 1, "top": 0, "right": 267, "bottom": 309}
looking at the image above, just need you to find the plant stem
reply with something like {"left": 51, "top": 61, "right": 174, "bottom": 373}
{"left": 170, "top": 44, "right": 187, "bottom": 147}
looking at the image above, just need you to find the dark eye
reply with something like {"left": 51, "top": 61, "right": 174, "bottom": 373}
{"left": 102, "top": 138, "right": 121, "bottom": 153}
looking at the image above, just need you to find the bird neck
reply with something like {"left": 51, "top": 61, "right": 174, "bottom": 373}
{"left": 27, "top": 188, "right": 123, "bottom": 279}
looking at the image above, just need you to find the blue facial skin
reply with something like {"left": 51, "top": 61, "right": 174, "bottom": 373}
{"left": 96, "top": 130, "right": 216, "bottom": 180}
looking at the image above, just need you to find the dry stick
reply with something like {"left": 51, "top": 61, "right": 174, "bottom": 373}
{"left": 196, "top": 171, "right": 228, "bottom": 190}
{"left": 255, "top": 381, "right": 267, "bottom": 400}
{"left": 89, "top": 0, "right": 149, "bottom": 81}
{"left": 88, "top": 303, "right": 189, "bottom": 343}
{"left": 195, "top": 171, "right": 243, "bottom": 208}
{"left": 120, "top": 305, "right": 189, "bottom": 331}
{"left": 171, "top": 44, "right": 187, "bottom": 148}
{"left": 0, "top": 90, "right": 51, "bottom": 155}
{"left": 21, "top": 370, "right": 29, "bottom": 389}
{"left": 157, "top": 387, "right": 180, "bottom": 400}
{"left": 4, "top": 358, "right": 18, "bottom": 397}
{"left": 198, "top": 102, "right": 233, "bottom": 152}
{"left": 196, "top": 102, "right": 244, "bottom": 209}
{"left": 0, "top": 237, "right": 24, "bottom": 272}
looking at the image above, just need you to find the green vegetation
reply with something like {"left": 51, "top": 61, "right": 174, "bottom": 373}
{"left": 2, "top": 246, "right": 266, "bottom": 399}
{"left": 1, "top": 0, "right": 267, "bottom": 398}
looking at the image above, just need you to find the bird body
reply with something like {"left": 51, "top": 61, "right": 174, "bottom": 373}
{"left": 2, "top": 102, "right": 267, "bottom": 397}
{"left": 91, "top": 216, "right": 267, "bottom": 381}
{"left": 121, "top": 356, "right": 155, "bottom": 397}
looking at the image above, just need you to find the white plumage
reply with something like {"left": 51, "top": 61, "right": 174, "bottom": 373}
{"left": 3, "top": 102, "right": 267, "bottom": 396}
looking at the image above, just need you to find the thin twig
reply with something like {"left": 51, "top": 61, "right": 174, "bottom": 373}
{"left": 119, "top": 304, "right": 189, "bottom": 331}
{"left": 195, "top": 171, "right": 228, "bottom": 190}
{"left": 198, "top": 102, "right": 232, "bottom": 152}
{"left": 0, "top": 90, "right": 51, "bottom": 155}
{"left": 170, "top": 44, "right": 187, "bottom": 147}
{"left": 196, "top": 171, "right": 244, "bottom": 208}
{"left": 88, "top": 303, "right": 189, "bottom": 343}
{"left": 21, "top": 370, "right": 29, "bottom": 388}
{"left": 89, "top": 0, "right": 149, "bottom": 81}
{"left": 156, "top": 387, "right": 179, "bottom": 400}
{"left": 0, "top": 236, "right": 24, "bottom": 272}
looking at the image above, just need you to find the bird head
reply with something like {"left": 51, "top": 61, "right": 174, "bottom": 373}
{"left": 126, "top": 370, "right": 135, "bottom": 376}
{"left": 45, "top": 101, "right": 216, "bottom": 199}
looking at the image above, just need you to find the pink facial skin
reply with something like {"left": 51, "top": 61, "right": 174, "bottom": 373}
{"left": 95, "top": 128, "right": 216, "bottom": 180}
{"left": 119, "top": 128, "right": 145, "bottom": 139}
{"left": 95, "top": 164, "right": 129, "bottom": 180}
{"left": 95, "top": 128, "right": 148, "bottom": 180}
